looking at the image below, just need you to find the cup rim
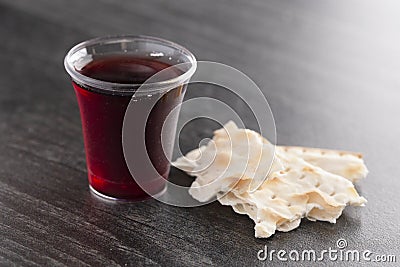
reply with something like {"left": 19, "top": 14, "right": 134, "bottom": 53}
{"left": 64, "top": 35, "right": 197, "bottom": 94}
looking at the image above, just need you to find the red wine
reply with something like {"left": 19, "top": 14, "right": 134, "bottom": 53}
{"left": 79, "top": 55, "right": 180, "bottom": 84}
{"left": 74, "top": 55, "right": 185, "bottom": 200}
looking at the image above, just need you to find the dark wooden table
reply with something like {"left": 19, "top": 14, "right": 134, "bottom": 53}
{"left": 1, "top": 0, "right": 399, "bottom": 266}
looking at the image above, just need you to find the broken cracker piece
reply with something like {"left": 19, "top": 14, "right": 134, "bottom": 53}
{"left": 174, "top": 121, "right": 282, "bottom": 202}
{"left": 218, "top": 155, "right": 366, "bottom": 238}
{"left": 173, "top": 121, "right": 367, "bottom": 238}
{"left": 278, "top": 146, "right": 368, "bottom": 183}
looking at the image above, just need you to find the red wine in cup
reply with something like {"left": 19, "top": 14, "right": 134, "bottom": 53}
{"left": 73, "top": 55, "right": 185, "bottom": 200}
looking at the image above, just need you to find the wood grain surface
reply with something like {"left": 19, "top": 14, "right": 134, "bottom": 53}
{"left": 0, "top": 0, "right": 399, "bottom": 266}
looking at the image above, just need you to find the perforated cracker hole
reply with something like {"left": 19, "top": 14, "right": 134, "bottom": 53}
{"left": 299, "top": 174, "right": 306, "bottom": 180}
{"left": 315, "top": 182, "right": 320, "bottom": 187}
{"left": 285, "top": 167, "right": 291, "bottom": 172}
{"left": 271, "top": 195, "right": 276, "bottom": 200}
{"left": 330, "top": 191, "right": 336, "bottom": 196}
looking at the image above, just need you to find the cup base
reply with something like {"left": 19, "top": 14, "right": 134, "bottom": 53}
{"left": 89, "top": 184, "right": 167, "bottom": 202}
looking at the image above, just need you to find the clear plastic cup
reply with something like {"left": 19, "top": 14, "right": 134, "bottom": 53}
{"left": 64, "top": 35, "right": 196, "bottom": 201}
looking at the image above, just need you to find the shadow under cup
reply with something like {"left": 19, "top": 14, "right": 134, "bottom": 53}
{"left": 64, "top": 36, "right": 196, "bottom": 201}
